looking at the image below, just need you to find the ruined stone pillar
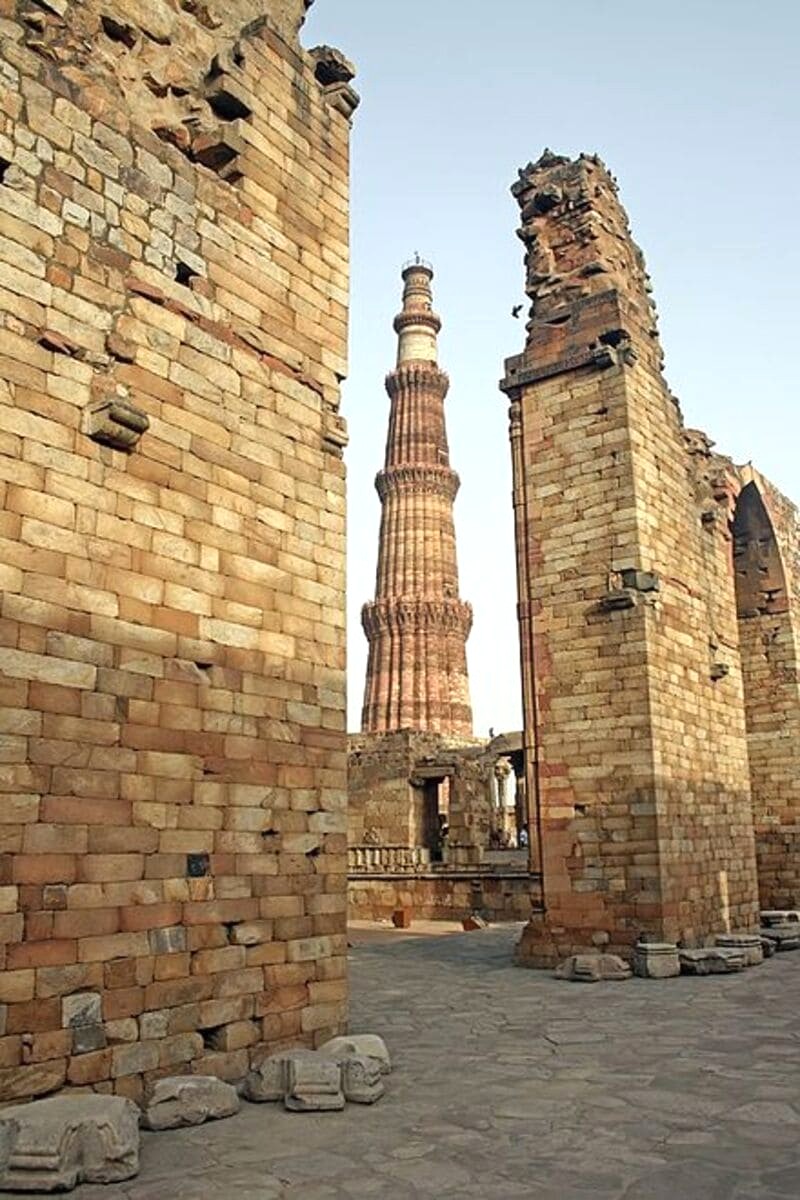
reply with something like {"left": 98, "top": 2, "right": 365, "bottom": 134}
{"left": 501, "top": 151, "right": 760, "bottom": 965}
{"left": 361, "top": 263, "right": 473, "bottom": 735}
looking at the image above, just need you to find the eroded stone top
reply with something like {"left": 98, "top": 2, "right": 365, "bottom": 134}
{"left": 9, "top": 1, "right": 323, "bottom": 175}
{"left": 512, "top": 149, "right": 661, "bottom": 348}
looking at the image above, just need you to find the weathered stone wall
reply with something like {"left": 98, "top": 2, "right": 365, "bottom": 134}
{"left": 347, "top": 731, "right": 442, "bottom": 848}
{"left": 502, "top": 152, "right": 762, "bottom": 965}
{"left": 0, "top": 0, "right": 355, "bottom": 1102}
{"left": 348, "top": 873, "right": 540, "bottom": 924}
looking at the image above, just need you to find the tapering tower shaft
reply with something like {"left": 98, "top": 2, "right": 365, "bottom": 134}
{"left": 361, "top": 263, "right": 473, "bottom": 735}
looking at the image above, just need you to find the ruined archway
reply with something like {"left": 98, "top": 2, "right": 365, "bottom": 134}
{"left": 733, "top": 481, "right": 800, "bottom": 909}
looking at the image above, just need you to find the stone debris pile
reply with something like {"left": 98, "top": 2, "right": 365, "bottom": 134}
{"left": 556, "top": 920, "right": 800, "bottom": 983}
{"left": 244, "top": 1034, "right": 390, "bottom": 1109}
{"left": 0, "top": 1035, "right": 390, "bottom": 1193}
{"left": 141, "top": 1076, "right": 240, "bottom": 1131}
{"left": 554, "top": 954, "right": 632, "bottom": 982}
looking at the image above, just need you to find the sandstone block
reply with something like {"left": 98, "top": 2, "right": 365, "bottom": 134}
{"left": 715, "top": 932, "right": 763, "bottom": 967}
{"left": 141, "top": 1076, "right": 240, "bottom": 1131}
{"left": 284, "top": 1054, "right": 344, "bottom": 1113}
{"left": 242, "top": 1048, "right": 315, "bottom": 1103}
{"left": 340, "top": 1055, "right": 384, "bottom": 1105}
{"left": 318, "top": 1034, "right": 391, "bottom": 1075}
{"left": 760, "top": 926, "right": 800, "bottom": 951}
{"left": 62, "top": 991, "right": 102, "bottom": 1029}
{"left": 0, "top": 1094, "right": 139, "bottom": 1191}
{"left": 761, "top": 910, "right": 800, "bottom": 927}
{"left": 554, "top": 954, "right": 631, "bottom": 983}
{"left": 632, "top": 941, "right": 681, "bottom": 979}
{"left": 679, "top": 948, "right": 746, "bottom": 975}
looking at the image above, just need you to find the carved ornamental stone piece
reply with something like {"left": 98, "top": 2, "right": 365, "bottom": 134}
{"left": 87, "top": 397, "right": 150, "bottom": 451}
{"left": 0, "top": 1095, "right": 139, "bottom": 1192}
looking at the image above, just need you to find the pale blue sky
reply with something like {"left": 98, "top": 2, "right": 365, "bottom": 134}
{"left": 303, "top": 1, "right": 800, "bottom": 735}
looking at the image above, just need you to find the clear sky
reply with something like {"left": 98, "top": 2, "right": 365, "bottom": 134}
{"left": 303, "top": 0, "right": 800, "bottom": 736}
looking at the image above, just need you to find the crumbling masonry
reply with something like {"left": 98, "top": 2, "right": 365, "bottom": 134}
{"left": 501, "top": 152, "right": 800, "bottom": 966}
{"left": 0, "top": 0, "right": 357, "bottom": 1102}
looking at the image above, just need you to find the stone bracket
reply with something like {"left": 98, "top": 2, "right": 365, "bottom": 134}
{"left": 87, "top": 398, "right": 149, "bottom": 452}
{"left": 310, "top": 46, "right": 360, "bottom": 120}
{"left": 322, "top": 412, "right": 349, "bottom": 456}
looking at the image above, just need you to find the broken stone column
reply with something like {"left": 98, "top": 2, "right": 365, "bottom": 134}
{"left": 632, "top": 941, "right": 681, "bottom": 979}
{"left": 715, "top": 932, "right": 763, "bottom": 966}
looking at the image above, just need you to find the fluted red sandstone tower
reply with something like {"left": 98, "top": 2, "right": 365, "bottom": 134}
{"left": 361, "top": 263, "right": 473, "bottom": 735}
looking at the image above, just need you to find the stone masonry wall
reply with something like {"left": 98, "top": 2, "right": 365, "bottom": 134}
{"left": 502, "top": 152, "right": 761, "bottom": 966}
{"left": 0, "top": 0, "right": 356, "bottom": 1103}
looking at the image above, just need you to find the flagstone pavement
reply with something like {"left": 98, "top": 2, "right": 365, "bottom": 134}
{"left": 27, "top": 924, "right": 800, "bottom": 1199}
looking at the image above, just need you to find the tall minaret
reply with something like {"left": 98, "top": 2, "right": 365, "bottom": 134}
{"left": 361, "top": 261, "right": 473, "bottom": 736}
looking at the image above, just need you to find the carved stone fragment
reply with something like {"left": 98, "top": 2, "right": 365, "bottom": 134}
{"left": 554, "top": 954, "right": 631, "bottom": 982}
{"left": 679, "top": 947, "right": 746, "bottom": 975}
{"left": 284, "top": 1055, "right": 344, "bottom": 1112}
{"left": 760, "top": 925, "right": 800, "bottom": 951}
{"left": 0, "top": 1095, "right": 139, "bottom": 1192}
{"left": 339, "top": 1055, "right": 384, "bottom": 1105}
{"left": 88, "top": 398, "right": 149, "bottom": 451}
{"left": 761, "top": 910, "right": 800, "bottom": 926}
{"left": 310, "top": 46, "right": 359, "bottom": 119}
{"left": 242, "top": 1048, "right": 316, "bottom": 1102}
{"left": 715, "top": 932, "right": 763, "bottom": 966}
{"left": 318, "top": 1034, "right": 392, "bottom": 1076}
{"left": 142, "top": 1076, "right": 240, "bottom": 1130}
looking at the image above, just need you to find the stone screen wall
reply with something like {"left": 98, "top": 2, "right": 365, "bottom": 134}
{"left": 0, "top": 0, "right": 354, "bottom": 1102}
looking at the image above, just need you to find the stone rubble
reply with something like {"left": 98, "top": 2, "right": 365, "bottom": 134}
{"left": 761, "top": 910, "right": 800, "bottom": 926}
{"left": 0, "top": 1095, "right": 139, "bottom": 1193}
{"left": 318, "top": 1034, "right": 392, "bottom": 1075}
{"left": 679, "top": 948, "right": 747, "bottom": 975}
{"left": 242, "top": 1048, "right": 318, "bottom": 1104}
{"left": 243, "top": 1034, "right": 391, "bottom": 1111}
{"left": 339, "top": 1055, "right": 384, "bottom": 1105}
{"left": 141, "top": 1076, "right": 240, "bottom": 1131}
{"left": 714, "top": 932, "right": 764, "bottom": 966}
{"left": 760, "top": 925, "right": 800, "bottom": 951}
{"left": 554, "top": 954, "right": 632, "bottom": 983}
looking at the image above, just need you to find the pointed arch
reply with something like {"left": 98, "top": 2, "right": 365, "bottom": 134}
{"left": 732, "top": 481, "right": 789, "bottom": 618}
{"left": 733, "top": 480, "right": 800, "bottom": 908}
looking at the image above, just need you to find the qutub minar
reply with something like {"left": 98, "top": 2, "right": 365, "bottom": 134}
{"left": 360, "top": 261, "right": 473, "bottom": 736}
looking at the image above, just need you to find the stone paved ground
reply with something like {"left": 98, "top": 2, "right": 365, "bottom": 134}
{"left": 32, "top": 926, "right": 800, "bottom": 1199}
